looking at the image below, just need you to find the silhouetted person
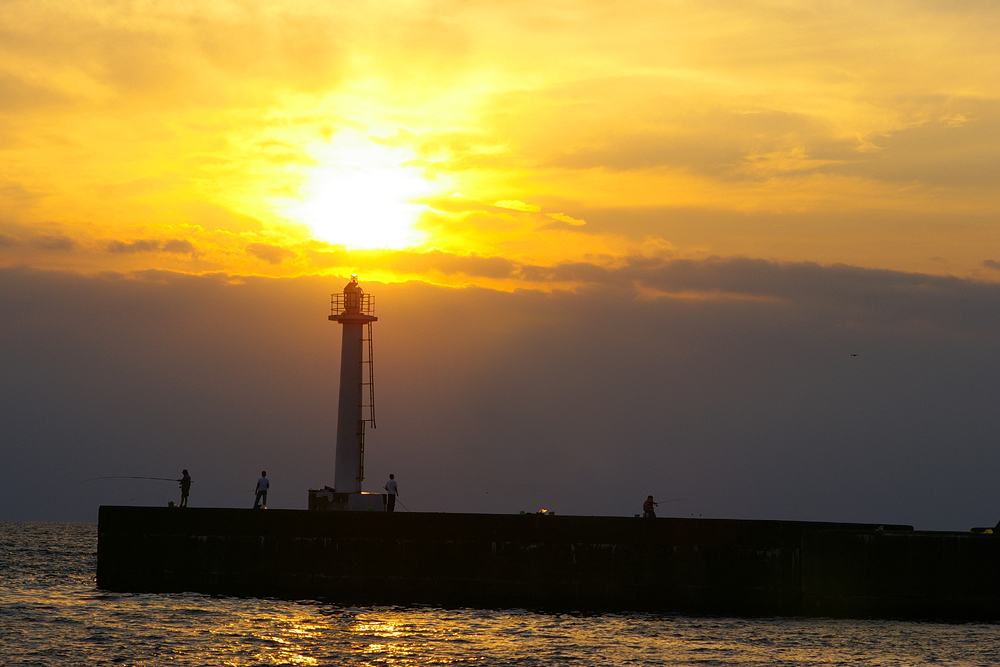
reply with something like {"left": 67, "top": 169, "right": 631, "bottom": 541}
{"left": 254, "top": 471, "right": 269, "bottom": 509}
{"left": 179, "top": 469, "right": 191, "bottom": 507}
{"left": 643, "top": 495, "right": 658, "bottom": 518}
{"left": 384, "top": 474, "right": 398, "bottom": 512}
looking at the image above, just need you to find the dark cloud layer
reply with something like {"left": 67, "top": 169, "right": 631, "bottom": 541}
{"left": 247, "top": 243, "right": 296, "bottom": 265}
{"left": 107, "top": 238, "right": 197, "bottom": 255}
{"left": 2, "top": 261, "right": 999, "bottom": 529}
{"left": 33, "top": 235, "right": 75, "bottom": 251}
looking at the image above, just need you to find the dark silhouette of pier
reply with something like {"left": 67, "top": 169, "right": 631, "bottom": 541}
{"left": 97, "top": 506, "right": 1000, "bottom": 620}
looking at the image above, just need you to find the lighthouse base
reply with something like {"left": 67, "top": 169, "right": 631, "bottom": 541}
{"left": 308, "top": 489, "right": 386, "bottom": 512}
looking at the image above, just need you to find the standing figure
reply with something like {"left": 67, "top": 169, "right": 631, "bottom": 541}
{"left": 254, "top": 471, "right": 269, "bottom": 509}
{"left": 384, "top": 474, "right": 398, "bottom": 512}
{"left": 178, "top": 469, "right": 192, "bottom": 507}
{"left": 643, "top": 495, "right": 658, "bottom": 518}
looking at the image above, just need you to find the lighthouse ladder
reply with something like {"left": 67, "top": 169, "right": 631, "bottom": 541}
{"left": 356, "top": 319, "right": 376, "bottom": 483}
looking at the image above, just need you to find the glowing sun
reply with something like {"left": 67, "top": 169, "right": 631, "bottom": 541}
{"left": 286, "top": 133, "right": 437, "bottom": 250}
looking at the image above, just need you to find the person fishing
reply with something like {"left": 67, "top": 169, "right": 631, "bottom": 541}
{"left": 643, "top": 495, "right": 658, "bottom": 518}
{"left": 383, "top": 474, "right": 398, "bottom": 512}
{"left": 178, "top": 470, "right": 192, "bottom": 507}
{"left": 254, "top": 471, "right": 269, "bottom": 509}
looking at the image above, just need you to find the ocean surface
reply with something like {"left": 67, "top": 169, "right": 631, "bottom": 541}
{"left": 3, "top": 522, "right": 1000, "bottom": 666}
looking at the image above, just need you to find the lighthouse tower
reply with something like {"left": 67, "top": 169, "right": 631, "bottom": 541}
{"left": 328, "top": 275, "right": 378, "bottom": 496}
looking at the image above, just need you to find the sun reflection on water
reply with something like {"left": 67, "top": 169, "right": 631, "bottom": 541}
{"left": 12, "top": 524, "right": 1000, "bottom": 667}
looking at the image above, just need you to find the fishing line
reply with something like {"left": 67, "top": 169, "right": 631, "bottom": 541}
{"left": 81, "top": 476, "right": 179, "bottom": 483}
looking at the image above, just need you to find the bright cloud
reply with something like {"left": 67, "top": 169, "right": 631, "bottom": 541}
{"left": 0, "top": 0, "right": 998, "bottom": 282}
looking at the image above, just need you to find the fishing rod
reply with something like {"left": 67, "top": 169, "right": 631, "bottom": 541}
{"left": 395, "top": 499, "right": 410, "bottom": 512}
{"left": 82, "top": 476, "right": 180, "bottom": 483}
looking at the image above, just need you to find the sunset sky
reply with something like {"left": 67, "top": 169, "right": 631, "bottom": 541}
{"left": 4, "top": 0, "right": 1000, "bottom": 282}
{"left": 3, "top": 1, "right": 1000, "bottom": 527}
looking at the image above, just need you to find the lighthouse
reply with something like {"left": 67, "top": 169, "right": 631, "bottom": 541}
{"left": 327, "top": 275, "right": 379, "bottom": 504}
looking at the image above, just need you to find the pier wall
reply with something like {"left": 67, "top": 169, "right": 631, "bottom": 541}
{"left": 97, "top": 506, "right": 1000, "bottom": 619}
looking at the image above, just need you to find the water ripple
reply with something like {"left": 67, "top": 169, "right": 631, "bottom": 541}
{"left": 4, "top": 522, "right": 1000, "bottom": 666}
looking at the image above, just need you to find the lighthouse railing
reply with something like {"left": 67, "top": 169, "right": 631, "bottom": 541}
{"left": 331, "top": 293, "right": 375, "bottom": 317}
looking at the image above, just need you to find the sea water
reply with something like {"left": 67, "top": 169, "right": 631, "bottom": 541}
{"left": 2, "top": 522, "right": 1000, "bottom": 666}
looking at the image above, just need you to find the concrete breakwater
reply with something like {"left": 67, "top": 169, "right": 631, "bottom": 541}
{"left": 97, "top": 506, "right": 1000, "bottom": 619}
